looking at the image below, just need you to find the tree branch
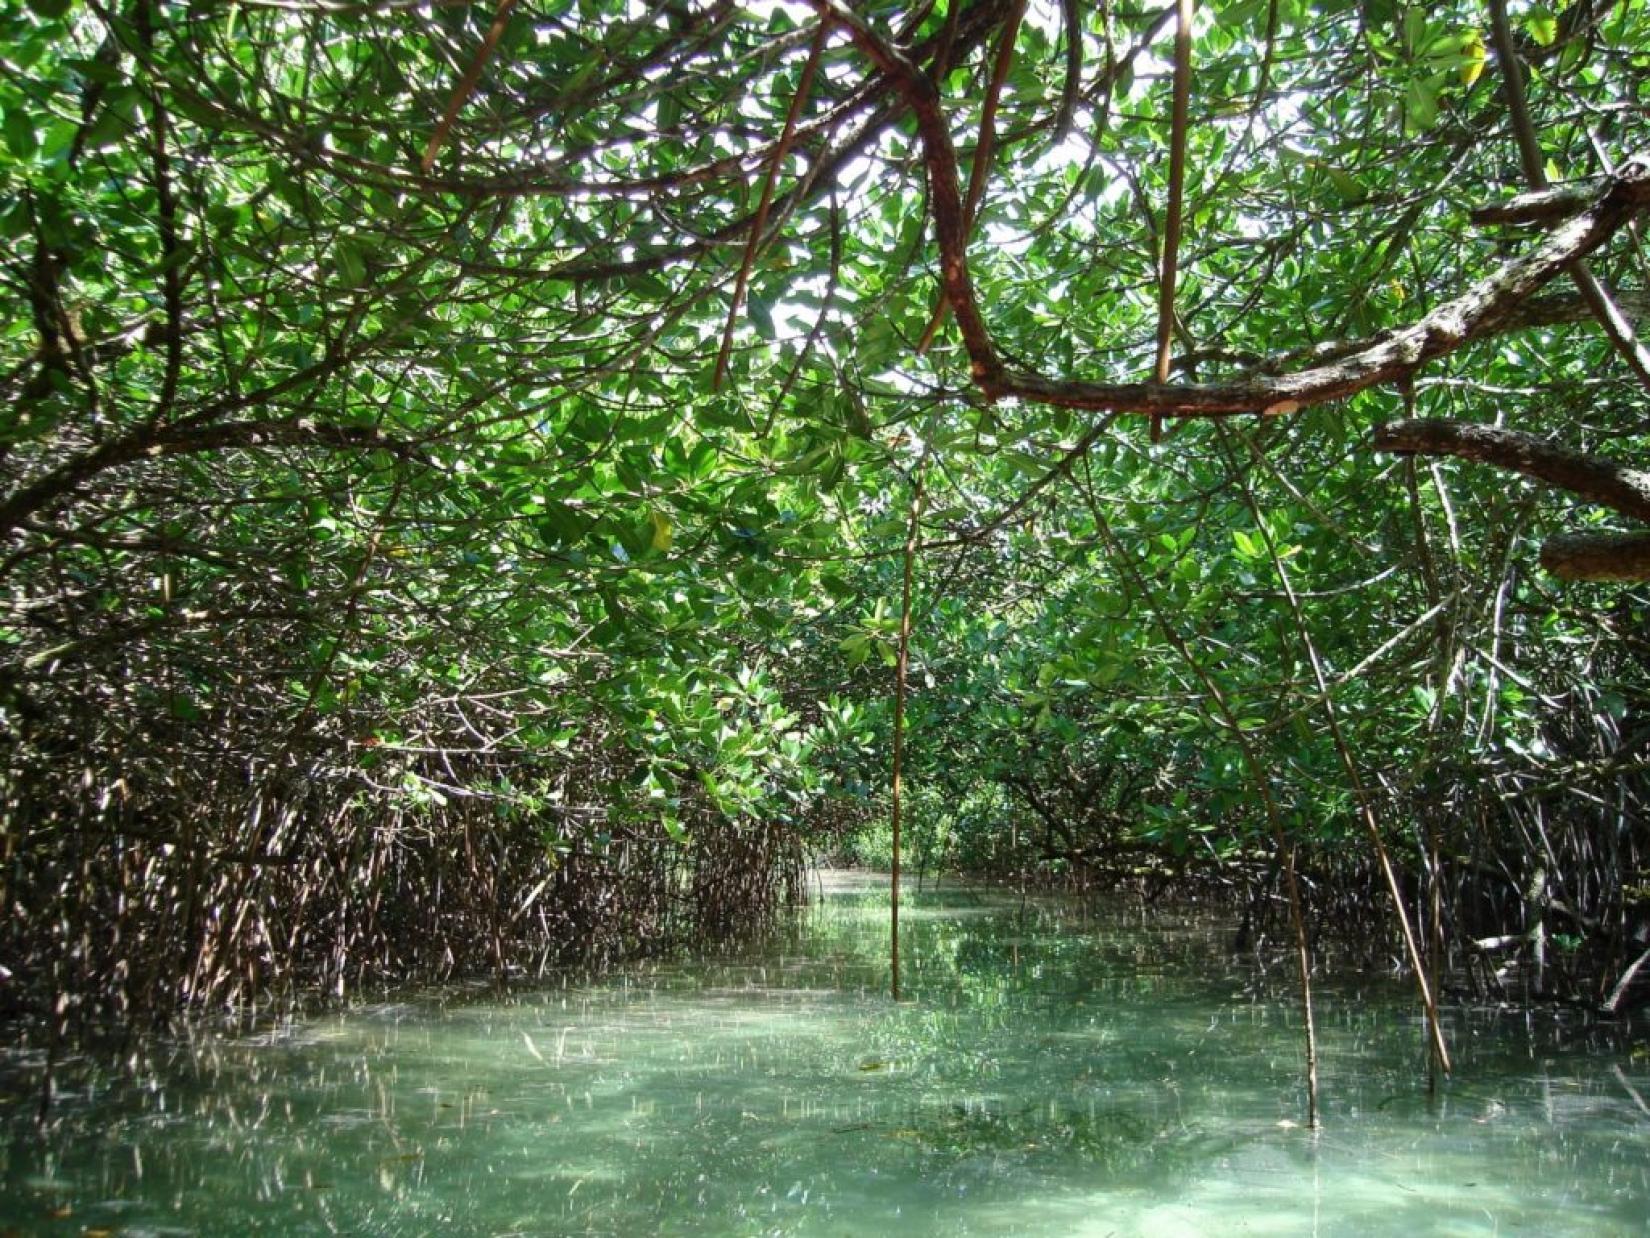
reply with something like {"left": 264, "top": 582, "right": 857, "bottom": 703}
{"left": 1539, "top": 532, "right": 1650, "bottom": 582}
{"left": 1373, "top": 417, "right": 1650, "bottom": 581}
{"left": 1372, "top": 418, "right": 1650, "bottom": 522}
{"left": 420, "top": 0, "right": 520, "bottom": 174}
{"left": 994, "top": 166, "right": 1648, "bottom": 414}
{"left": 1150, "top": 0, "right": 1194, "bottom": 443}
{"left": 813, "top": 0, "right": 1650, "bottom": 417}
{"left": 714, "top": 13, "right": 830, "bottom": 389}
{"left": 0, "top": 416, "right": 426, "bottom": 540}
{"left": 1487, "top": 0, "right": 1650, "bottom": 388}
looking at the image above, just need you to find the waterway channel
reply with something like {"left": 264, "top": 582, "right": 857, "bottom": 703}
{"left": 2, "top": 872, "right": 1646, "bottom": 1234}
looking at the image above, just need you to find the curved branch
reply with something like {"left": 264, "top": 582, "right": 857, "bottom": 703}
{"left": 1372, "top": 418, "right": 1650, "bottom": 522}
{"left": 0, "top": 415, "right": 426, "bottom": 540}
{"left": 1539, "top": 532, "right": 1650, "bottom": 582}
{"left": 996, "top": 168, "right": 1646, "bottom": 414}
{"left": 812, "top": 0, "right": 1650, "bottom": 418}
{"left": 1374, "top": 418, "right": 1650, "bottom": 581}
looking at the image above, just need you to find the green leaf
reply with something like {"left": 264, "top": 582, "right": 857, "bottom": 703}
{"left": 1322, "top": 165, "right": 1369, "bottom": 204}
{"left": 1403, "top": 77, "right": 1440, "bottom": 132}
{"left": 747, "top": 291, "right": 777, "bottom": 339}
{"left": 2, "top": 108, "right": 37, "bottom": 160}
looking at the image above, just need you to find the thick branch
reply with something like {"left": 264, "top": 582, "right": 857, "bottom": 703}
{"left": 1539, "top": 532, "right": 1650, "bottom": 582}
{"left": 813, "top": 0, "right": 1001, "bottom": 383}
{"left": 0, "top": 417, "right": 424, "bottom": 539}
{"left": 1487, "top": 286, "right": 1650, "bottom": 334}
{"left": 995, "top": 167, "right": 1650, "bottom": 416}
{"left": 1372, "top": 418, "right": 1650, "bottom": 522}
{"left": 813, "top": 0, "right": 1650, "bottom": 419}
{"left": 1471, "top": 178, "right": 1612, "bottom": 227}
{"left": 1487, "top": 0, "right": 1650, "bottom": 388}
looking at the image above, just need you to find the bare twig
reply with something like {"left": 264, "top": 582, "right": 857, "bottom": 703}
{"left": 420, "top": 0, "right": 521, "bottom": 174}
{"left": 714, "top": 16, "right": 831, "bottom": 390}
{"left": 1150, "top": 0, "right": 1194, "bottom": 443}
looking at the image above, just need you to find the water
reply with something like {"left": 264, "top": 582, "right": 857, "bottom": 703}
{"left": 3, "top": 873, "right": 1647, "bottom": 1235}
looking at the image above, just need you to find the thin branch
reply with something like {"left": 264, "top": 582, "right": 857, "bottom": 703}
{"left": 1222, "top": 426, "right": 1450, "bottom": 1077}
{"left": 1056, "top": 0, "right": 1081, "bottom": 138}
{"left": 420, "top": 0, "right": 521, "bottom": 174}
{"left": 1602, "top": 943, "right": 1650, "bottom": 1014}
{"left": 889, "top": 462, "right": 926, "bottom": 1002}
{"left": 1080, "top": 461, "right": 1321, "bottom": 1127}
{"left": 139, "top": 0, "right": 185, "bottom": 423}
{"left": 715, "top": 15, "right": 830, "bottom": 390}
{"left": 1150, "top": 0, "right": 1194, "bottom": 443}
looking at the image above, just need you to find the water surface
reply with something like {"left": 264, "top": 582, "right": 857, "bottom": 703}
{"left": 3, "top": 873, "right": 1647, "bottom": 1234}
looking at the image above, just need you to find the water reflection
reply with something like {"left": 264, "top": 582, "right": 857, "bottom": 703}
{"left": 2, "top": 873, "right": 1646, "bottom": 1234}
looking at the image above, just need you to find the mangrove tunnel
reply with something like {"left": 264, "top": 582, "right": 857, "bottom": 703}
{"left": 1, "top": 0, "right": 1648, "bottom": 1229}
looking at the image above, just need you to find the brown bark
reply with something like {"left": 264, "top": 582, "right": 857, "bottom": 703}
{"left": 1539, "top": 532, "right": 1650, "bottom": 581}
{"left": 1470, "top": 179, "right": 1613, "bottom": 227}
{"left": 1372, "top": 419, "right": 1650, "bottom": 522}
{"left": 812, "top": 0, "right": 1650, "bottom": 419}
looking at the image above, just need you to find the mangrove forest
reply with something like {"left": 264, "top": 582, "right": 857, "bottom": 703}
{"left": 1, "top": 0, "right": 1649, "bottom": 1228}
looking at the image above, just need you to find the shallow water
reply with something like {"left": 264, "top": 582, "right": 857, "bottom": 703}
{"left": 3, "top": 873, "right": 1647, "bottom": 1235}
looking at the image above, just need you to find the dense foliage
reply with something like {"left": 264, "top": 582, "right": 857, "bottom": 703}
{"left": 2, "top": 0, "right": 1648, "bottom": 1040}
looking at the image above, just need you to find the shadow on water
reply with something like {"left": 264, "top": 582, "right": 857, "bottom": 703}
{"left": 2, "top": 873, "right": 1647, "bottom": 1235}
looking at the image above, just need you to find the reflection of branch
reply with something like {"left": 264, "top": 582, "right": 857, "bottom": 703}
{"left": 815, "top": 0, "right": 1650, "bottom": 418}
{"left": 1372, "top": 419, "right": 1650, "bottom": 521}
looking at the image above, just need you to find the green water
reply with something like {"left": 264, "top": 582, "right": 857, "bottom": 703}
{"left": 3, "top": 874, "right": 1647, "bottom": 1235}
